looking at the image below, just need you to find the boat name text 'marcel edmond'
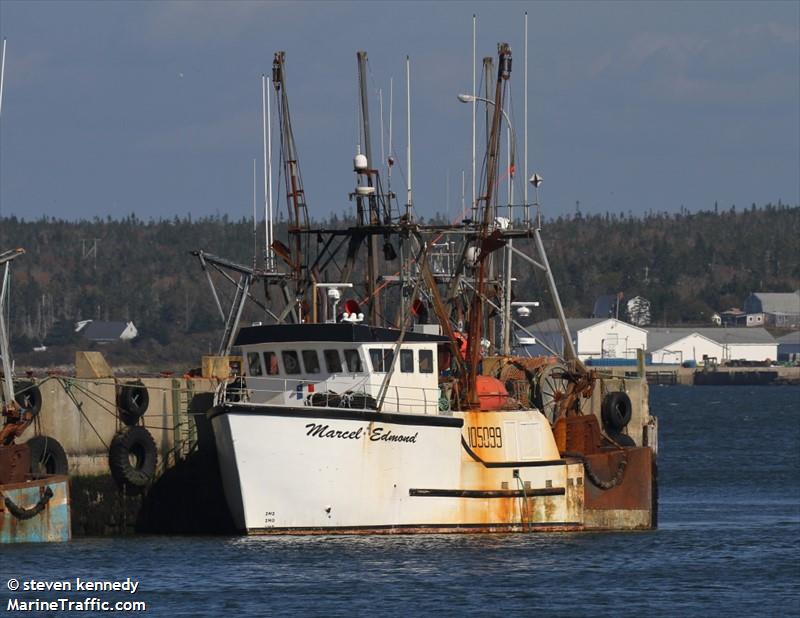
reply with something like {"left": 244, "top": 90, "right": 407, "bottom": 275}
{"left": 305, "top": 423, "right": 419, "bottom": 443}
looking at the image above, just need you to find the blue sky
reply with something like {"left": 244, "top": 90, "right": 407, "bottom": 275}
{"left": 0, "top": 0, "right": 798, "bottom": 222}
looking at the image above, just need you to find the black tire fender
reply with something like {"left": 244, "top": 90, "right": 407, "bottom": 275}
{"left": 601, "top": 391, "right": 633, "bottom": 432}
{"left": 117, "top": 380, "right": 150, "bottom": 425}
{"left": 26, "top": 435, "right": 69, "bottom": 475}
{"left": 14, "top": 380, "right": 43, "bottom": 417}
{"left": 108, "top": 426, "right": 157, "bottom": 493}
{"left": 607, "top": 430, "right": 636, "bottom": 447}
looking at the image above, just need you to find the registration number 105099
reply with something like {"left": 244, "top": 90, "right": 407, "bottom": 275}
{"left": 467, "top": 426, "right": 503, "bottom": 448}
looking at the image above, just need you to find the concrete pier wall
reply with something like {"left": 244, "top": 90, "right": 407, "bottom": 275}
{"left": 13, "top": 375, "right": 227, "bottom": 536}
{"left": 593, "top": 365, "right": 800, "bottom": 385}
{"left": 19, "top": 377, "right": 215, "bottom": 476}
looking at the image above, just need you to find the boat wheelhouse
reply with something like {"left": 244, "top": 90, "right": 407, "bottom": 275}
{"left": 235, "top": 323, "right": 446, "bottom": 414}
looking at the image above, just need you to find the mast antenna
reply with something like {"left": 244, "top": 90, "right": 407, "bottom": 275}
{"left": 524, "top": 12, "right": 529, "bottom": 227}
{"left": 471, "top": 15, "right": 477, "bottom": 222}
{"left": 379, "top": 88, "right": 385, "bottom": 175}
{"left": 0, "top": 39, "right": 6, "bottom": 118}
{"left": 461, "top": 170, "right": 466, "bottom": 219}
{"left": 405, "top": 55, "right": 412, "bottom": 216}
{"left": 388, "top": 77, "right": 393, "bottom": 191}
{"left": 261, "top": 74, "right": 275, "bottom": 271}
{"left": 252, "top": 158, "right": 258, "bottom": 271}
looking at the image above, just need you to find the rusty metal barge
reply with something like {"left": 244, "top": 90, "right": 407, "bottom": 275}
{"left": 203, "top": 43, "right": 658, "bottom": 535}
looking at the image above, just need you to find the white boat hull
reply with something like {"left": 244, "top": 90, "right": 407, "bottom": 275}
{"left": 211, "top": 405, "right": 589, "bottom": 534}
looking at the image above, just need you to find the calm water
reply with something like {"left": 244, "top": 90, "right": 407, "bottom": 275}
{"left": 3, "top": 386, "right": 799, "bottom": 617}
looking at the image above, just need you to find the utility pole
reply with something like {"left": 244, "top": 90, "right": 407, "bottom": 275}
{"left": 81, "top": 238, "right": 99, "bottom": 271}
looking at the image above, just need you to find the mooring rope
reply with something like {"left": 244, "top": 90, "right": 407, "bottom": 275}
{"left": 2, "top": 486, "right": 54, "bottom": 520}
{"left": 561, "top": 450, "right": 628, "bottom": 490}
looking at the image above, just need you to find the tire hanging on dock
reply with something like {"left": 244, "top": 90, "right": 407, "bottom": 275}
{"left": 14, "top": 380, "right": 43, "bottom": 416}
{"left": 607, "top": 431, "right": 636, "bottom": 447}
{"left": 117, "top": 379, "right": 150, "bottom": 426}
{"left": 601, "top": 392, "right": 633, "bottom": 432}
{"left": 26, "top": 435, "right": 69, "bottom": 475}
{"left": 108, "top": 426, "right": 157, "bottom": 493}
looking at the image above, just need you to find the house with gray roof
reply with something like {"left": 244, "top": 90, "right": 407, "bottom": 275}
{"left": 75, "top": 320, "right": 138, "bottom": 343}
{"left": 743, "top": 291, "right": 800, "bottom": 328}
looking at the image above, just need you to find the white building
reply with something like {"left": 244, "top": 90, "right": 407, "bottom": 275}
{"left": 645, "top": 327, "right": 776, "bottom": 364}
{"left": 524, "top": 318, "right": 647, "bottom": 361}
{"left": 702, "top": 327, "right": 777, "bottom": 362}
{"left": 647, "top": 329, "right": 723, "bottom": 365}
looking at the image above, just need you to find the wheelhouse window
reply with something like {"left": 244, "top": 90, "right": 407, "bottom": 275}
{"left": 418, "top": 349, "right": 434, "bottom": 373}
{"left": 343, "top": 349, "right": 363, "bottom": 373}
{"left": 324, "top": 349, "right": 343, "bottom": 373}
{"left": 369, "top": 348, "right": 394, "bottom": 372}
{"left": 264, "top": 351, "right": 280, "bottom": 375}
{"left": 400, "top": 349, "right": 414, "bottom": 373}
{"left": 302, "top": 350, "right": 321, "bottom": 374}
{"left": 282, "top": 350, "right": 301, "bottom": 375}
{"left": 247, "top": 352, "right": 263, "bottom": 376}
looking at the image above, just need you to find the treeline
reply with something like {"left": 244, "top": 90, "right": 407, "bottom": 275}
{"left": 0, "top": 203, "right": 798, "bottom": 365}
{"left": 514, "top": 202, "right": 800, "bottom": 324}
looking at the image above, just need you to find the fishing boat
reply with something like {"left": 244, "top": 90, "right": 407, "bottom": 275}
{"left": 203, "top": 42, "right": 658, "bottom": 534}
{"left": 0, "top": 249, "right": 71, "bottom": 543}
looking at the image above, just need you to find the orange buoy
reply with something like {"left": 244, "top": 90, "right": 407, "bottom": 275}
{"left": 475, "top": 375, "right": 509, "bottom": 409}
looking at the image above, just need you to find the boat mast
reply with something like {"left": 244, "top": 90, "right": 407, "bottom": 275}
{"left": 524, "top": 12, "right": 529, "bottom": 228}
{"left": 0, "top": 249, "right": 24, "bottom": 411}
{"left": 0, "top": 39, "right": 6, "bottom": 119}
{"left": 405, "top": 55, "right": 412, "bottom": 218}
{"left": 252, "top": 158, "right": 258, "bottom": 271}
{"left": 482, "top": 55, "right": 496, "bottom": 352}
{"left": 466, "top": 43, "right": 512, "bottom": 406}
{"left": 272, "top": 53, "right": 309, "bottom": 296}
{"left": 0, "top": 44, "right": 15, "bottom": 408}
{"left": 356, "top": 51, "right": 382, "bottom": 325}
{"left": 501, "top": 13, "right": 527, "bottom": 356}
{"left": 471, "top": 16, "right": 477, "bottom": 221}
{"left": 262, "top": 74, "right": 275, "bottom": 272}
{"left": 388, "top": 77, "right": 393, "bottom": 190}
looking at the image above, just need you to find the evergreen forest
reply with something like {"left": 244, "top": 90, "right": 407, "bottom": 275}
{"left": 1, "top": 202, "right": 797, "bottom": 371}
